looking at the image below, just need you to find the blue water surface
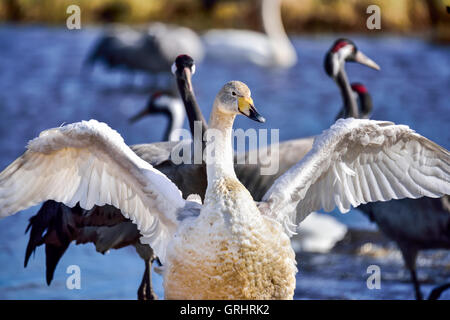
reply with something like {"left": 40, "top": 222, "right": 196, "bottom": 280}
{"left": 0, "top": 25, "right": 449, "bottom": 299}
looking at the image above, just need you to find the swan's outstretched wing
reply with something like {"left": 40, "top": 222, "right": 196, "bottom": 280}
{"left": 0, "top": 120, "right": 186, "bottom": 261}
{"left": 260, "top": 118, "right": 450, "bottom": 236}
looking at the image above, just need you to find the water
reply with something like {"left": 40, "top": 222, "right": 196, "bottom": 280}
{"left": 0, "top": 25, "right": 449, "bottom": 299}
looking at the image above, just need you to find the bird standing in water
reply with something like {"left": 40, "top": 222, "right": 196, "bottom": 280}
{"left": 1, "top": 55, "right": 449, "bottom": 298}
{"left": 19, "top": 42, "right": 384, "bottom": 299}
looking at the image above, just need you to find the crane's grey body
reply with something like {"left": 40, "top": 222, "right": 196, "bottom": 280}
{"left": 360, "top": 197, "right": 450, "bottom": 253}
{"left": 85, "top": 24, "right": 204, "bottom": 75}
{"left": 358, "top": 193, "right": 450, "bottom": 299}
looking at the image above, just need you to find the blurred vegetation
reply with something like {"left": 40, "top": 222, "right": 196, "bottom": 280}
{"left": 0, "top": 0, "right": 449, "bottom": 38}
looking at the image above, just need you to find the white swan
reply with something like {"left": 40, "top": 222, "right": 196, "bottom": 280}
{"left": 202, "top": 0, "right": 296, "bottom": 68}
{"left": 1, "top": 81, "right": 449, "bottom": 299}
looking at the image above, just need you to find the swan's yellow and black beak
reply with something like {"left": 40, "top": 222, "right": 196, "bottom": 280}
{"left": 238, "top": 96, "right": 265, "bottom": 123}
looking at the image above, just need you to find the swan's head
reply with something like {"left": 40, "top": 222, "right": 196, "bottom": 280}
{"left": 324, "top": 38, "right": 380, "bottom": 78}
{"left": 216, "top": 81, "right": 265, "bottom": 123}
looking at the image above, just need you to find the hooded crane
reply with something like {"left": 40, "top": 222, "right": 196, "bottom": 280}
{"left": 335, "top": 80, "right": 450, "bottom": 300}
{"left": 335, "top": 83, "right": 372, "bottom": 121}
{"left": 323, "top": 39, "right": 380, "bottom": 119}
{"left": 85, "top": 24, "right": 204, "bottom": 76}
{"left": 1, "top": 55, "right": 449, "bottom": 299}
{"left": 202, "top": 0, "right": 297, "bottom": 68}
{"left": 129, "top": 90, "right": 185, "bottom": 142}
{"left": 20, "top": 41, "right": 381, "bottom": 299}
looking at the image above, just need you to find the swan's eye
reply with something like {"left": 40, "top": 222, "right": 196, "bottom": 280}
{"left": 232, "top": 92, "right": 236, "bottom": 96}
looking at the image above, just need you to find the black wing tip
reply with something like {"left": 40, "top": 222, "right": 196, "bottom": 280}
{"left": 45, "top": 243, "right": 71, "bottom": 286}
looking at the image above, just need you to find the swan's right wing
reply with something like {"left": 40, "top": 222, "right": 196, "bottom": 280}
{"left": 0, "top": 120, "right": 187, "bottom": 262}
{"left": 261, "top": 118, "right": 450, "bottom": 236}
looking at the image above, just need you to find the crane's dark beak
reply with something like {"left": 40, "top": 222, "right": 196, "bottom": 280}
{"left": 129, "top": 107, "right": 150, "bottom": 123}
{"left": 354, "top": 51, "right": 380, "bottom": 70}
{"left": 238, "top": 96, "right": 265, "bottom": 123}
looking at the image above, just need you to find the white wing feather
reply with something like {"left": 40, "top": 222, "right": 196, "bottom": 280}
{"left": 261, "top": 118, "right": 450, "bottom": 236}
{"left": 0, "top": 120, "right": 186, "bottom": 261}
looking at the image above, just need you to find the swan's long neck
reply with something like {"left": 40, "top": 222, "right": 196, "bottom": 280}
{"left": 262, "top": 0, "right": 286, "bottom": 39}
{"left": 261, "top": 0, "right": 296, "bottom": 65}
{"left": 337, "top": 67, "right": 359, "bottom": 118}
{"left": 205, "top": 102, "right": 237, "bottom": 183}
{"left": 202, "top": 101, "right": 259, "bottom": 225}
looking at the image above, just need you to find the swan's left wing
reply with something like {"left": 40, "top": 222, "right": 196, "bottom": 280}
{"left": 260, "top": 118, "right": 450, "bottom": 236}
{"left": 0, "top": 120, "right": 187, "bottom": 261}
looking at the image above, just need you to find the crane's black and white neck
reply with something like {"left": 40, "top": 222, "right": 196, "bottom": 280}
{"left": 324, "top": 38, "right": 379, "bottom": 119}
{"left": 130, "top": 91, "right": 185, "bottom": 142}
{"left": 172, "top": 55, "right": 208, "bottom": 135}
{"left": 351, "top": 83, "right": 373, "bottom": 119}
{"left": 335, "top": 82, "right": 373, "bottom": 121}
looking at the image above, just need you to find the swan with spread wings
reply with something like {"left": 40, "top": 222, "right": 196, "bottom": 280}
{"left": 0, "top": 74, "right": 449, "bottom": 299}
